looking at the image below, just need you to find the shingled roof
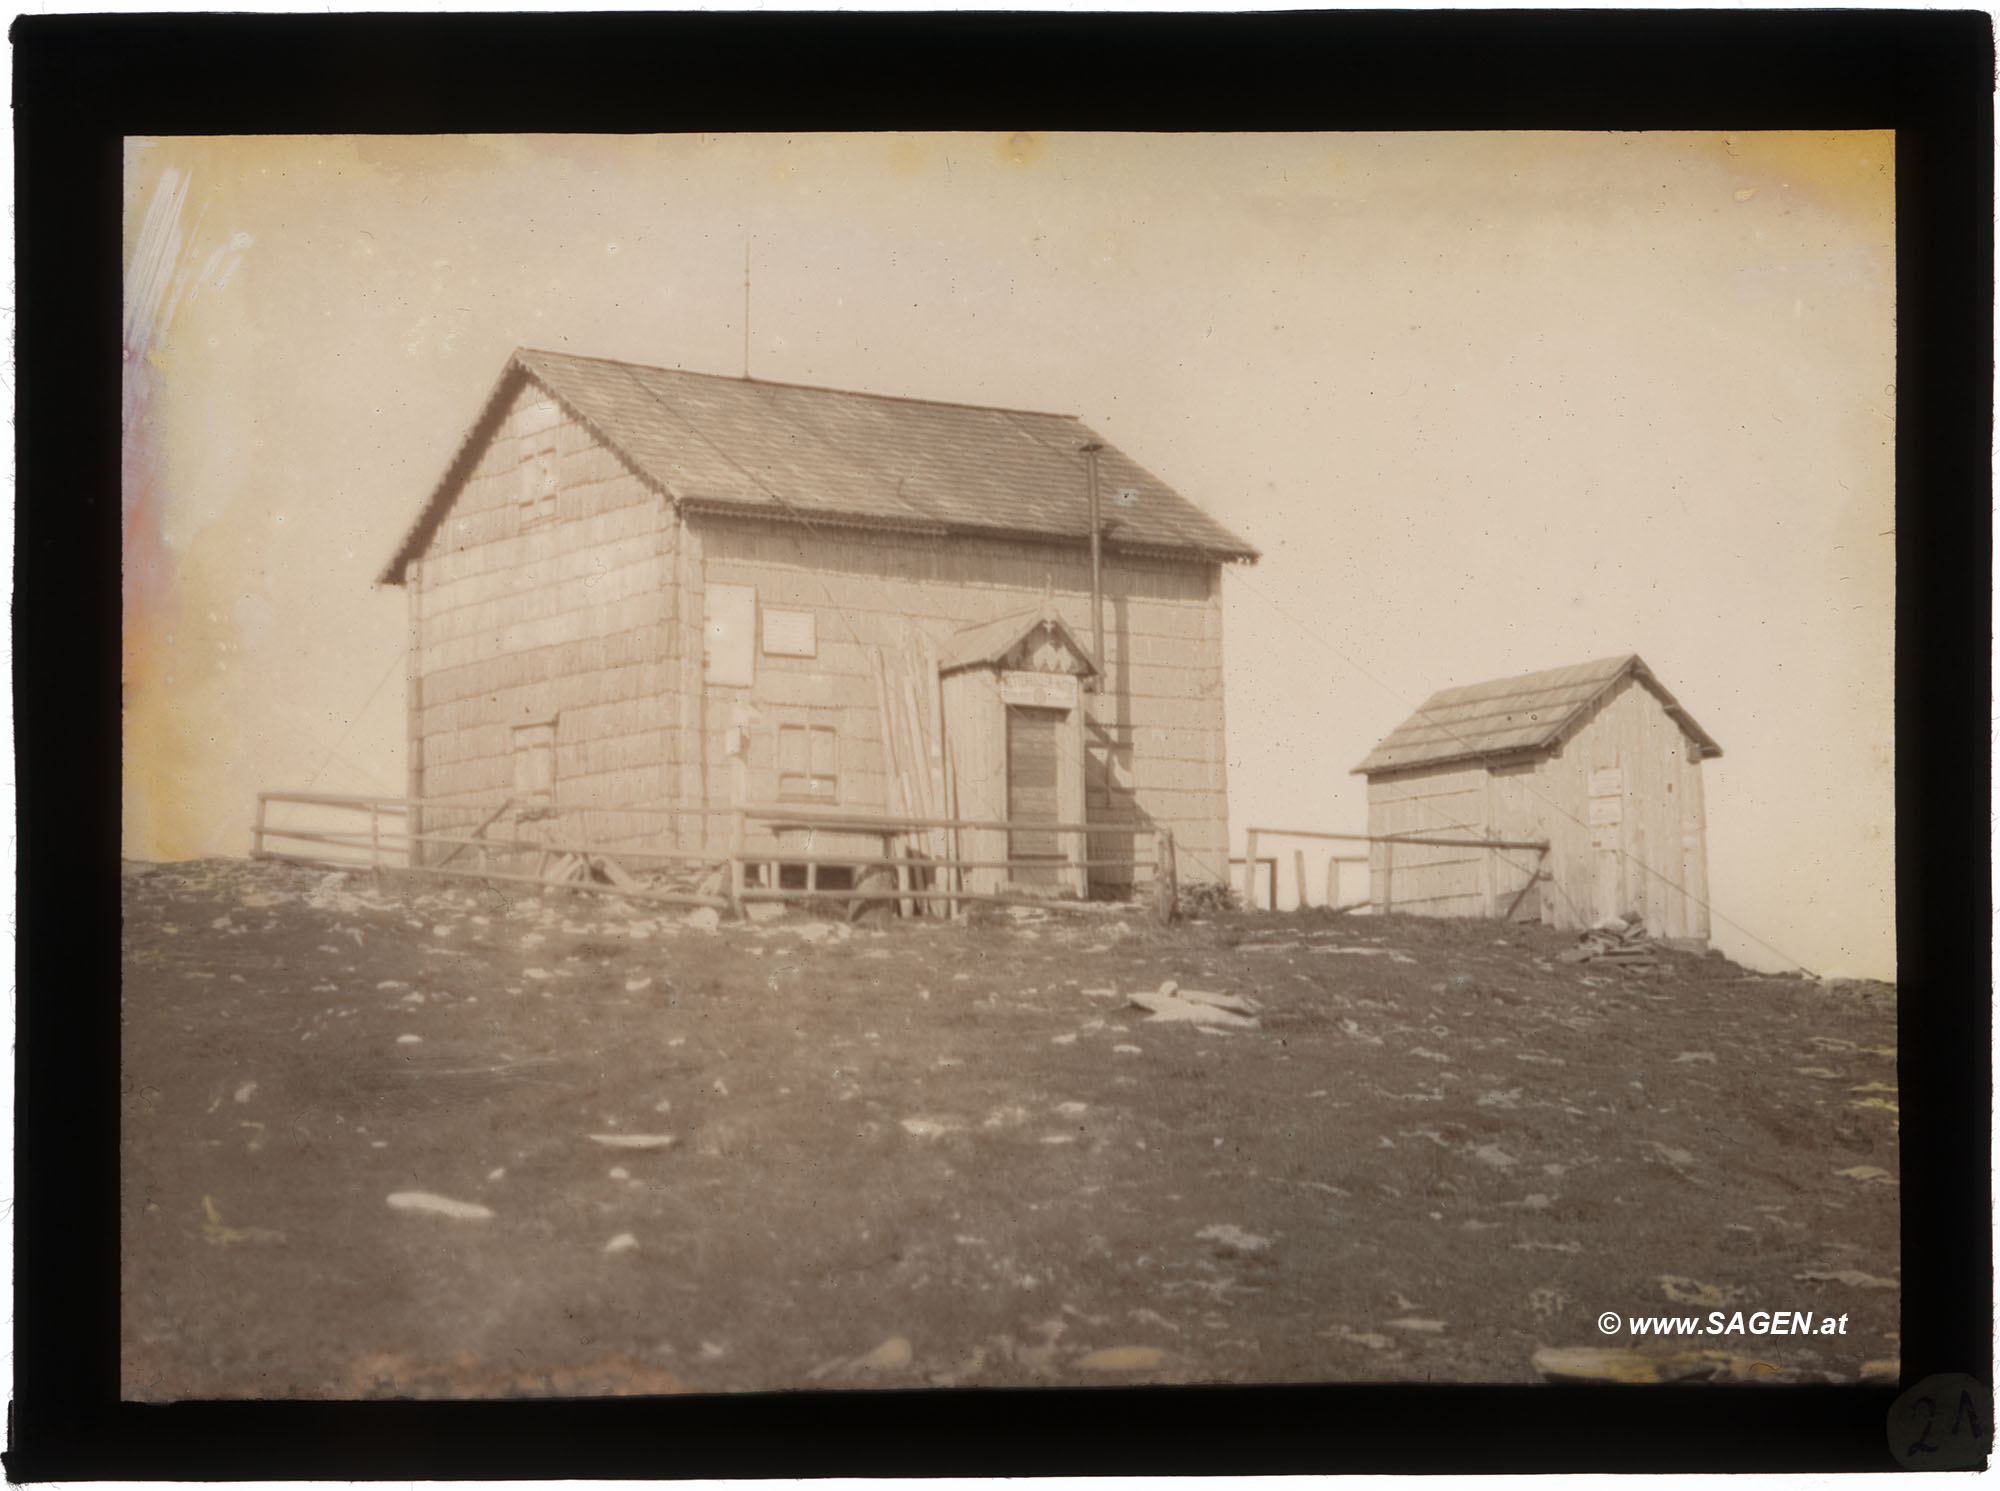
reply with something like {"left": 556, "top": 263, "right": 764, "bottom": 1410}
{"left": 1352, "top": 654, "right": 1722, "bottom": 776}
{"left": 380, "top": 348, "right": 1257, "bottom": 583}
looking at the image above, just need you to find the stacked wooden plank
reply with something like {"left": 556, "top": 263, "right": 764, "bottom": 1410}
{"left": 869, "top": 630, "right": 958, "bottom": 914}
{"left": 1555, "top": 917, "right": 1663, "bottom": 971}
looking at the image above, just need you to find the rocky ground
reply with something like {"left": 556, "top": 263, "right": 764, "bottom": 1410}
{"left": 121, "top": 857, "right": 1899, "bottom": 1399}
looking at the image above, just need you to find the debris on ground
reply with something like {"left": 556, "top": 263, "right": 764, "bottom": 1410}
{"left": 121, "top": 855, "right": 1899, "bottom": 1397}
{"left": 1078, "top": 1345, "right": 1165, "bottom": 1370}
{"left": 1555, "top": 915, "right": 1663, "bottom": 969}
{"left": 385, "top": 1192, "right": 495, "bottom": 1222}
{"left": 1128, "top": 980, "right": 1260, "bottom": 1028}
{"left": 1532, "top": 1345, "right": 1818, "bottom": 1385}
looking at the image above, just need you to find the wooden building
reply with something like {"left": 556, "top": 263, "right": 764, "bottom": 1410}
{"left": 378, "top": 347, "right": 1258, "bottom": 894}
{"left": 1352, "top": 655, "right": 1722, "bottom": 939}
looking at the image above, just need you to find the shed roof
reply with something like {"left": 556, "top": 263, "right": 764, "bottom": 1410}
{"left": 1352, "top": 654, "right": 1722, "bottom": 776}
{"left": 380, "top": 348, "right": 1258, "bottom": 583}
{"left": 937, "top": 606, "right": 1099, "bottom": 676}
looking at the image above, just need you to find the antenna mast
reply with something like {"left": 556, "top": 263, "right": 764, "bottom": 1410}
{"left": 742, "top": 239, "right": 751, "bottom": 379}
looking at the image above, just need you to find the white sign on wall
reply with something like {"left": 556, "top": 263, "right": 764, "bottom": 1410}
{"left": 1588, "top": 796, "right": 1623, "bottom": 826}
{"left": 762, "top": 608, "right": 817, "bottom": 658}
{"left": 1000, "top": 670, "right": 1079, "bottom": 710}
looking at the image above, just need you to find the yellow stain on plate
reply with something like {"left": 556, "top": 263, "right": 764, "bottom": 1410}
{"left": 1001, "top": 131, "right": 1043, "bottom": 168}
{"left": 202, "top": 1195, "right": 246, "bottom": 1245}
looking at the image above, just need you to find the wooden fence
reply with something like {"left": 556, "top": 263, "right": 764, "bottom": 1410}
{"left": 1242, "top": 826, "right": 1550, "bottom": 915}
{"left": 252, "top": 791, "right": 1176, "bottom": 922}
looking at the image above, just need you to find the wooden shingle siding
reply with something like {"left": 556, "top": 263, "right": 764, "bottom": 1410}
{"left": 1362, "top": 670, "right": 1714, "bottom": 938}
{"left": 697, "top": 515, "right": 1231, "bottom": 882}
{"left": 411, "top": 379, "right": 677, "bottom": 849}
{"left": 395, "top": 355, "right": 1251, "bottom": 883}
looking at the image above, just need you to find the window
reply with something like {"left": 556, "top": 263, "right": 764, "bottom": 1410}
{"left": 517, "top": 395, "right": 560, "bottom": 527}
{"left": 513, "top": 721, "right": 556, "bottom": 804}
{"left": 704, "top": 583, "right": 757, "bottom": 686}
{"left": 776, "top": 722, "right": 838, "bottom": 802}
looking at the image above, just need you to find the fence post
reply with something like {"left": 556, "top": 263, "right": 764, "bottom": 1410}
{"left": 252, "top": 793, "right": 267, "bottom": 858}
{"left": 1325, "top": 854, "right": 1339, "bottom": 908}
{"left": 1295, "top": 848, "right": 1309, "bottom": 912}
{"left": 369, "top": 801, "right": 382, "bottom": 880}
{"left": 1152, "top": 828, "right": 1177, "bottom": 924}
{"left": 732, "top": 715, "right": 752, "bottom": 911}
{"left": 1243, "top": 829, "right": 1259, "bottom": 909}
{"left": 1382, "top": 838, "right": 1394, "bottom": 914}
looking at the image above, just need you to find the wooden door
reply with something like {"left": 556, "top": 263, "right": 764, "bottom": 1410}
{"left": 1588, "top": 765, "right": 1626, "bottom": 923}
{"left": 1007, "top": 706, "right": 1064, "bottom": 885}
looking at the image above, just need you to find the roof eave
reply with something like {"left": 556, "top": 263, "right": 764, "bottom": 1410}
{"left": 1352, "top": 745, "right": 1546, "bottom": 778}
{"left": 680, "top": 496, "right": 1256, "bottom": 563}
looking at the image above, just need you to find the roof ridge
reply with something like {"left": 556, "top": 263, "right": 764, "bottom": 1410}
{"left": 515, "top": 345, "right": 1089, "bottom": 423}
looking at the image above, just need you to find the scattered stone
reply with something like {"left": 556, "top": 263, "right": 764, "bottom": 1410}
{"left": 604, "top": 1233, "right": 639, "bottom": 1254}
{"left": 1078, "top": 1345, "right": 1164, "bottom": 1370}
{"left": 624, "top": 977, "right": 653, "bottom": 993}
{"left": 608, "top": 1167, "right": 630, "bottom": 1181}
{"left": 386, "top": 1192, "right": 494, "bottom": 1222}
{"left": 396, "top": 1034, "right": 423, "bottom": 1045}
{"left": 1056, "top": 1102, "right": 1089, "bottom": 1116}
{"left": 233, "top": 1082, "right": 257, "bottom": 1104}
{"left": 1196, "top": 1223, "right": 1271, "bottom": 1252}
{"left": 588, "top": 1133, "right": 676, "bottom": 1150}
{"left": 1795, "top": 1269, "right": 1899, "bottom": 1289}
{"left": 1471, "top": 1144, "right": 1517, "bottom": 1169}
{"left": 1659, "top": 1275, "right": 1740, "bottom": 1306}
{"left": 1386, "top": 1318, "right": 1447, "bottom": 1333}
{"left": 1051, "top": 1032, "right": 1078, "bottom": 1045}
{"left": 684, "top": 907, "right": 721, "bottom": 933}
{"left": 1673, "top": 1051, "right": 1717, "bottom": 1065}
{"left": 851, "top": 1336, "right": 912, "bottom": 1371}
{"left": 523, "top": 968, "right": 550, "bottom": 981}
{"left": 1329, "top": 1326, "right": 1395, "bottom": 1350}
{"left": 1835, "top": 1166, "right": 1896, "bottom": 1185}
{"left": 1113, "top": 1044, "right": 1143, "bottom": 1055}
{"left": 487, "top": 1168, "right": 505, "bottom": 1181}
{"left": 1312, "top": 946, "right": 1417, "bottom": 964}
{"left": 1534, "top": 1346, "right": 1727, "bottom": 1385}
{"left": 900, "top": 1118, "right": 960, "bottom": 1138}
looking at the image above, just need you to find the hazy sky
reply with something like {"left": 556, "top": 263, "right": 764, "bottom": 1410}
{"left": 122, "top": 131, "right": 1895, "bottom": 978}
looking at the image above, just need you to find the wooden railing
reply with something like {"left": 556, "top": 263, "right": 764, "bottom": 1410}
{"left": 1241, "top": 825, "right": 1550, "bottom": 914}
{"left": 252, "top": 791, "right": 1177, "bottom": 921}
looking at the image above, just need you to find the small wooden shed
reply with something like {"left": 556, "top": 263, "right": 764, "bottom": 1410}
{"left": 378, "top": 347, "right": 1257, "bottom": 894}
{"left": 1352, "top": 654, "right": 1722, "bottom": 940}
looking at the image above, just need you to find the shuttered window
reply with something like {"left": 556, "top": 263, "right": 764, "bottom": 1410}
{"left": 776, "top": 723, "right": 838, "bottom": 802}
{"left": 513, "top": 721, "right": 556, "bottom": 804}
